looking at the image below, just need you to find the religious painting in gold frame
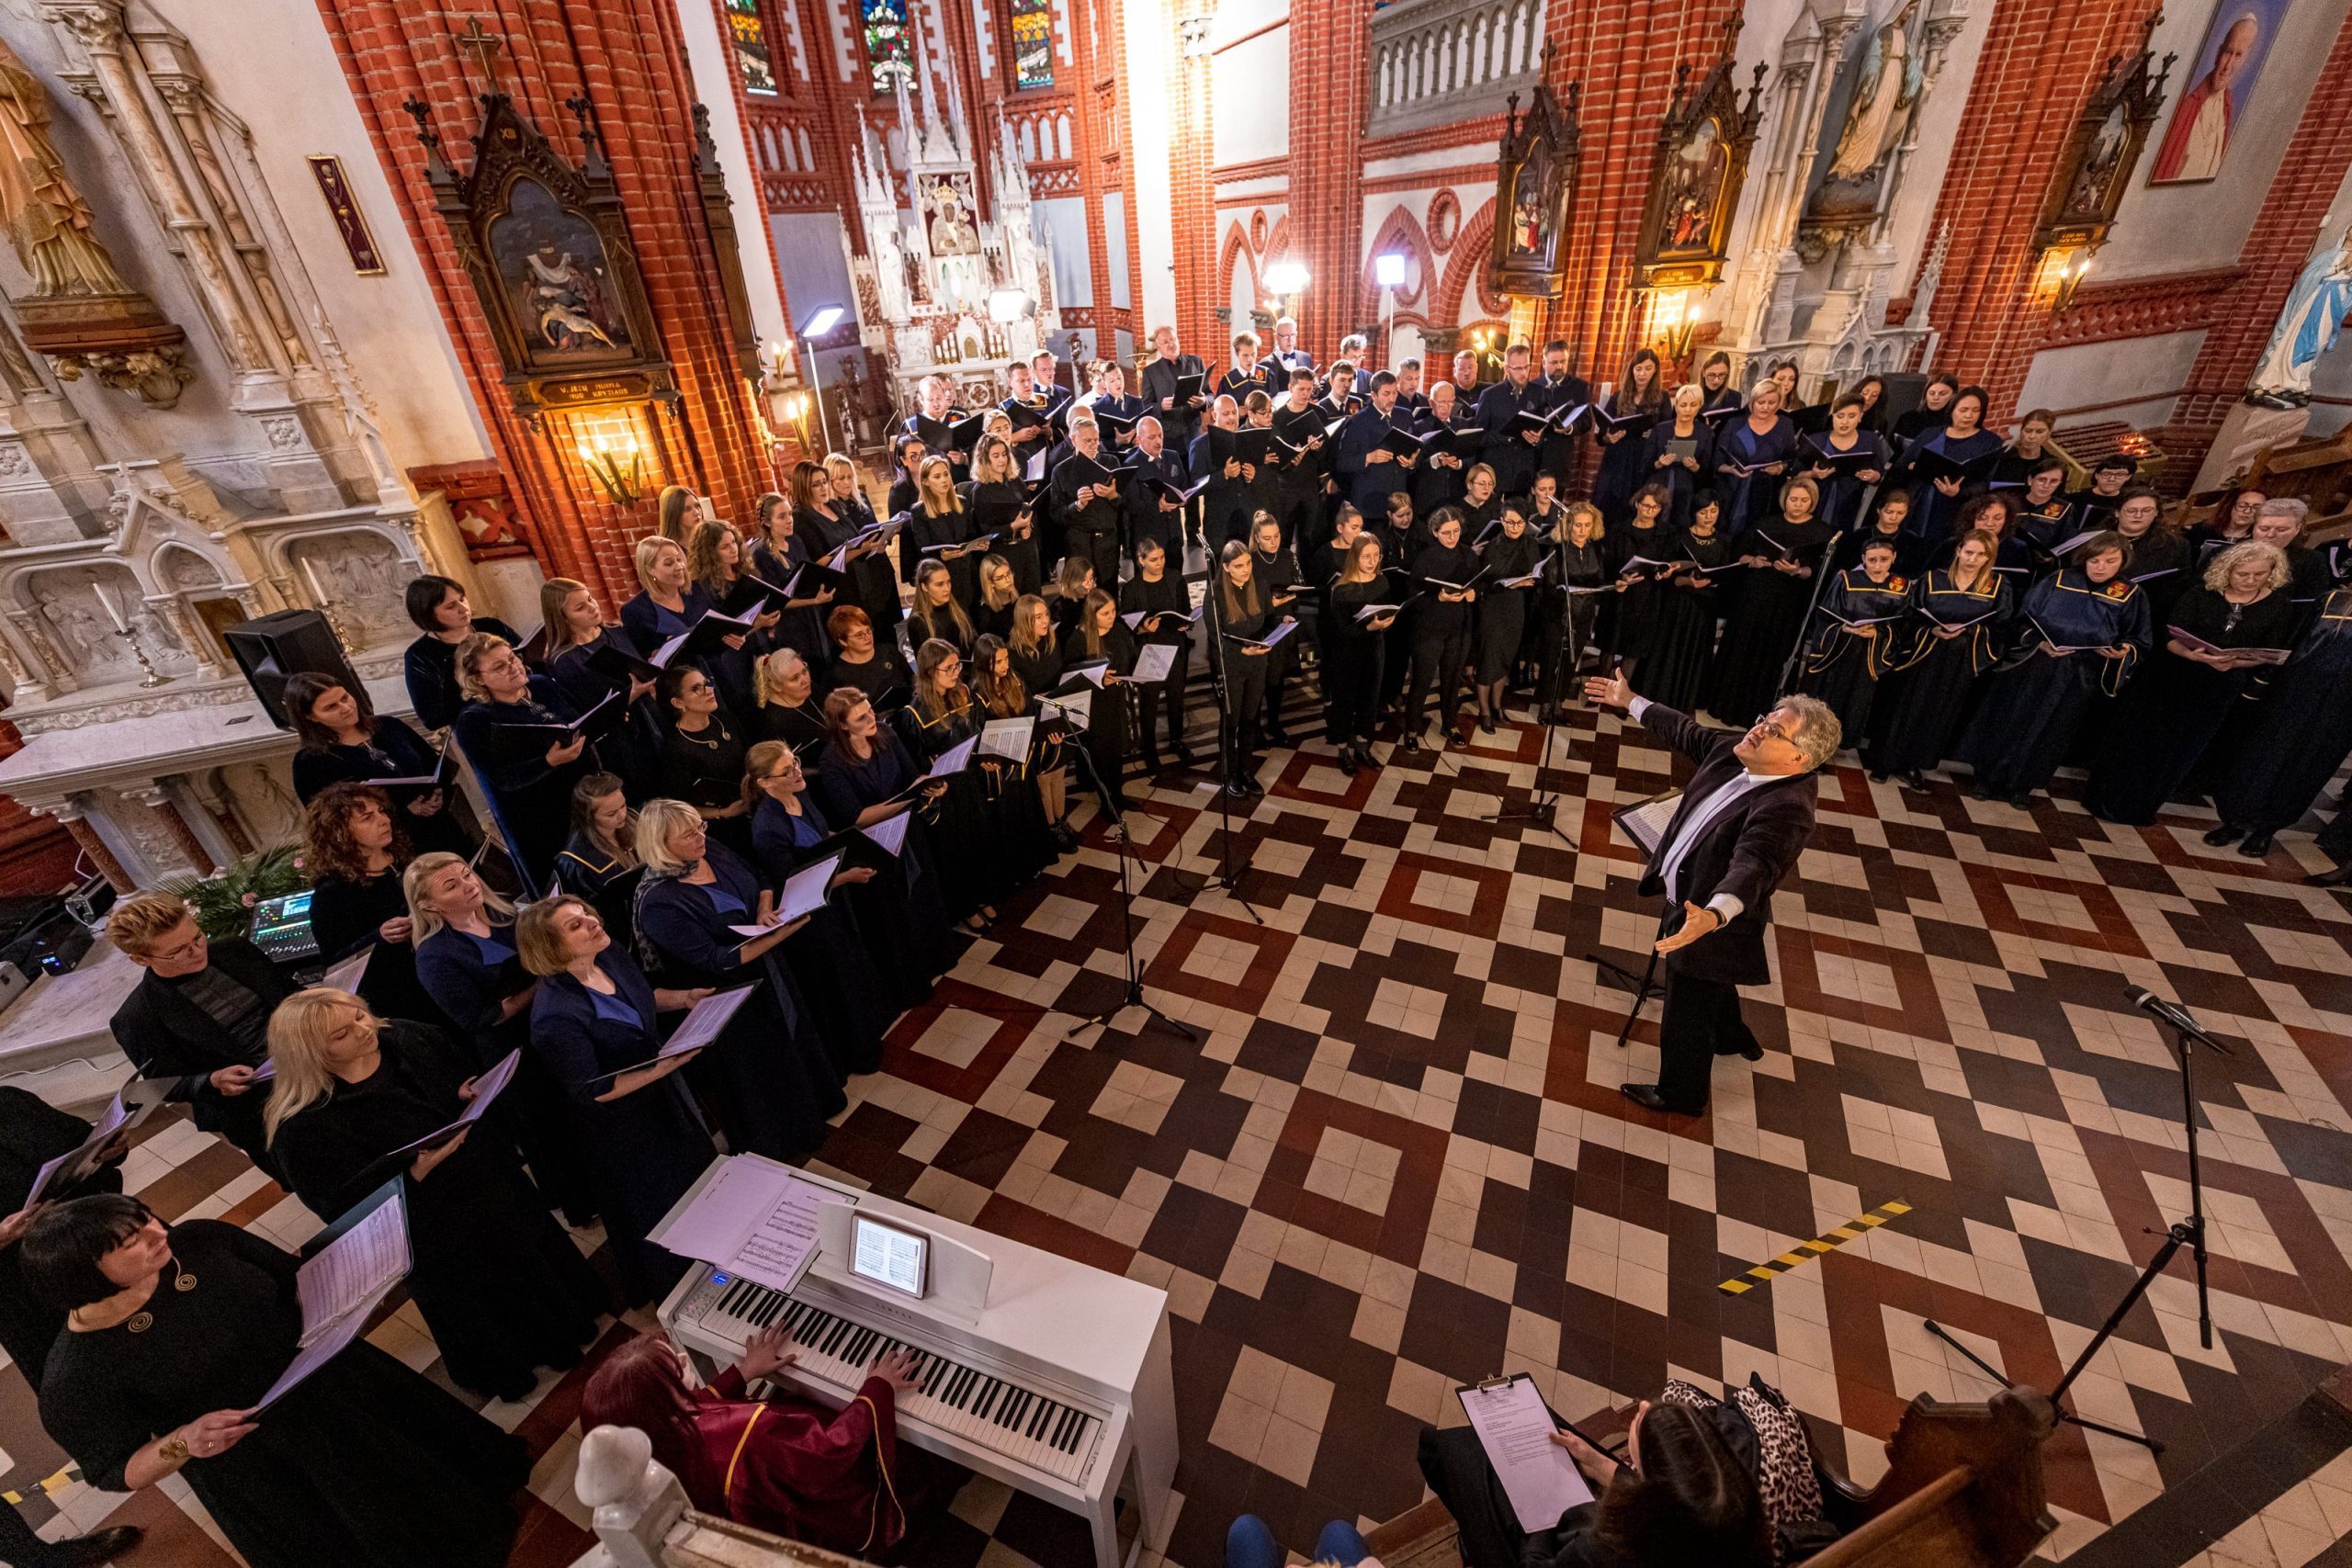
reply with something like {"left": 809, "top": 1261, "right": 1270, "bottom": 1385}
{"left": 1487, "top": 61, "right": 1581, "bottom": 302}
{"left": 1632, "top": 20, "right": 1767, "bottom": 292}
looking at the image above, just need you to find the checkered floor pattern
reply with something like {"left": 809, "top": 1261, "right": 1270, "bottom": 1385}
{"left": 6, "top": 696, "right": 2352, "bottom": 1568}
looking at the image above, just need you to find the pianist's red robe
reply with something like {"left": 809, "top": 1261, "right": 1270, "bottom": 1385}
{"left": 679, "top": 1366, "right": 929, "bottom": 1558}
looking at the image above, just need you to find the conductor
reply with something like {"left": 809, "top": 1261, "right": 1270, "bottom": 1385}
{"left": 1582, "top": 670, "right": 1836, "bottom": 1115}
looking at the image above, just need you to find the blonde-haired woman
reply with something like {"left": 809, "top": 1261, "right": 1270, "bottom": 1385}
{"left": 629, "top": 797, "right": 850, "bottom": 1158}
{"left": 265, "top": 989, "right": 605, "bottom": 1400}
{"left": 447, "top": 632, "right": 593, "bottom": 897}
{"left": 541, "top": 575, "right": 661, "bottom": 797}
{"left": 820, "top": 452, "right": 904, "bottom": 629}
{"left": 2086, "top": 539, "right": 2300, "bottom": 828}
{"left": 910, "top": 454, "right": 987, "bottom": 613}
{"left": 749, "top": 645, "right": 828, "bottom": 753}
{"left": 519, "top": 895, "right": 716, "bottom": 1303}
{"left": 620, "top": 534, "right": 743, "bottom": 675}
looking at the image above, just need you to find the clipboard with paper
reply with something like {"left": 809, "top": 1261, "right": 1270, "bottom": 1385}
{"left": 1610, "top": 789, "right": 1682, "bottom": 858}
{"left": 1455, "top": 1372, "right": 1598, "bottom": 1530}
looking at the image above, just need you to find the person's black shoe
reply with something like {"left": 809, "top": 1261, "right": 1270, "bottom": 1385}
{"left": 1243, "top": 772, "right": 1266, "bottom": 796}
{"left": 1714, "top": 1037, "right": 1765, "bottom": 1062}
{"left": 44, "top": 1527, "right": 143, "bottom": 1568}
{"left": 1869, "top": 771, "right": 1890, "bottom": 784}
{"left": 1338, "top": 747, "right": 1360, "bottom": 776}
{"left": 2237, "top": 831, "right": 2273, "bottom": 858}
{"left": 1170, "top": 741, "right": 1197, "bottom": 767}
{"left": 1142, "top": 747, "right": 1164, "bottom": 775}
{"left": 1619, "top": 1083, "right": 1698, "bottom": 1116}
{"left": 1478, "top": 713, "right": 1497, "bottom": 735}
{"left": 1225, "top": 778, "right": 1253, "bottom": 799}
{"left": 1359, "top": 743, "right": 1383, "bottom": 771}
{"left": 1402, "top": 732, "right": 1425, "bottom": 754}
{"left": 2308, "top": 862, "right": 2352, "bottom": 886}
{"left": 2007, "top": 791, "right": 2033, "bottom": 809}
{"left": 1971, "top": 781, "right": 1997, "bottom": 801}
{"left": 1901, "top": 770, "right": 1928, "bottom": 789}
{"left": 2203, "top": 822, "right": 2246, "bottom": 847}
{"left": 1265, "top": 726, "right": 1295, "bottom": 749}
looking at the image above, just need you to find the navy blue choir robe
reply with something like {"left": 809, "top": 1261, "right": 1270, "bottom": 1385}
{"left": 1712, "top": 414, "right": 1800, "bottom": 536}
{"left": 1799, "top": 566, "right": 1914, "bottom": 744}
{"left": 1637, "top": 417, "right": 1715, "bottom": 528}
{"left": 2084, "top": 584, "right": 2303, "bottom": 826}
{"left": 291, "top": 716, "right": 476, "bottom": 859}
{"left": 1956, "top": 570, "right": 2154, "bottom": 794}
{"left": 1866, "top": 568, "right": 2015, "bottom": 776}
{"left": 1802, "top": 429, "right": 1892, "bottom": 534}
{"left": 404, "top": 617, "right": 520, "bottom": 732}
{"left": 450, "top": 676, "right": 591, "bottom": 895}
{"left": 529, "top": 947, "right": 718, "bottom": 1302}
{"left": 751, "top": 792, "right": 945, "bottom": 1015}
{"left": 1702, "top": 512, "right": 1835, "bottom": 728}
{"left": 548, "top": 625, "right": 663, "bottom": 799}
{"left": 1900, "top": 427, "right": 2003, "bottom": 542}
{"left": 2215, "top": 588, "right": 2352, "bottom": 834}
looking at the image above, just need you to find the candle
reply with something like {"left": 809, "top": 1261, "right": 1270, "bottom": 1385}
{"left": 92, "top": 582, "right": 128, "bottom": 635}
{"left": 300, "top": 556, "right": 330, "bottom": 608}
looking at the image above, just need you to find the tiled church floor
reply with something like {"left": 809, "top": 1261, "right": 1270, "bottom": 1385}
{"left": 7, "top": 698, "right": 2352, "bottom": 1568}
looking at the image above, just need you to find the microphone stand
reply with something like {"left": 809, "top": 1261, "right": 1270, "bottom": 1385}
{"left": 1923, "top": 982, "right": 2226, "bottom": 1454}
{"left": 1773, "top": 534, "right": 1841, "bottom": 702}
{"left": 1484, "top": 526, "right": 1575, "bottom": 846}
{"left": 1168, "top": 561, "right": 1264, "bottom": 924}
{"left": 1061, "top": 729, "right": 1201, "bottom": 1046}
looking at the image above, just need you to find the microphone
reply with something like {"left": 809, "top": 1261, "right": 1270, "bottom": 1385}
{"left": 2123, "top": 985, "right": 2233, "bottom": 1054}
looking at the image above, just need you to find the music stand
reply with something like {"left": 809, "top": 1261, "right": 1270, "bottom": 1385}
{"left": 1170, "top": 565, "right": 1266, "bottom": 924}
{"left": 1061, "top": 728, "right": 1201, "bottom": 1047}
{"left": 1485, "top": 546, "right": 1589, "bottom": 846}
{"left": 1589, "top": 790, "right": 1680, "bottom": 1048}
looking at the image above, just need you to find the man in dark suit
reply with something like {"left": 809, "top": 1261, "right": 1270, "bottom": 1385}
{"left": 1139, "top": 325, "right": 1208, "bottom": 455}
{"left": 1476, "top": 342, "right": 1549, "bottom": 498}
{"left": 106, "top": 890, "right": 292, "bottom": 1174}
{"left": 1582, "top": 671, "right": 1837, "bottom": 1114}
{"left": 1336, "top": 370, "right": 1417, "bottom": 519}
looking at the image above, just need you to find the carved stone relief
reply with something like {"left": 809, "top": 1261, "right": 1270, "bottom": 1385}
{"left": 288, "top": 530, "right": 408, "bottom": 643}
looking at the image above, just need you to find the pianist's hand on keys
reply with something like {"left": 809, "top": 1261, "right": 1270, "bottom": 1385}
{"left": 737, "top": 1321, "right": 921, "bottom": 1397}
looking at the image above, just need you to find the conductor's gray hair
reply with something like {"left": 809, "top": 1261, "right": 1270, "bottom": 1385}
{"left": 1772, "top": 694, "right": 1843, "bottom": 770}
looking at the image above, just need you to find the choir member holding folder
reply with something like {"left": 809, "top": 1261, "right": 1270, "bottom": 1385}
{"left": 403, "top": 576, "right": 521, "bottom": 733}
{"left": 1801, "top": 394, "right": 1890, "bottom": 533}
{"left": 1896, "top": 384, "right": 2002, "bottom": 542}
{"left": 1211, "top": 540, "right": 1282, "bottom": 794}
{"left": 619, "top": 536, "right": 720, "bottom": 672}
{"left": 285, "top": 673, "right": 473, "bottom": 858}
{"left": 540, "top": 577, "right": 662, "bottom": 799}
{"left": 1705, "top": 476, "right": 1834, "bottom": 728}
{"left": 1590, "top": 350, "right": 1666, "bottom": 525}
{"left": 2103, "top": 487, "right": 2193, "bottom": 616}
{"left": 1865, "top": 529, "right": 2012, "bottom": 786}
{"left": 1119, "top": 535, "right": 1196, "bottom": 772}
{"left": 27, "top": 1192, "right": 527, "bottom": 1568}
{"left": 1956, "top": 533, "right": 2153, "bottom": 807}
{"left": 449, "top": 632, "right": 602, "bottom": 893}
{"left": 2084, "top": 542, "right": 2299, "bottom": 827}
{"left": 910, "top": 638, "right": 1044, "bottom": 906}
{"left": 1640, "top": 383, "right": 1714, "bottom": 527}
{"left": 1061, "top": 590, "right": 1138, "bottom": 810}
{"left": 908, "top": 457, "right": 987, "bottom": 612}
{"left": 301, "top": 784, "right": 447, "bottom": 1033}
{"left": 2211, "top": 585, "right": 2352, "bottom": 858}
{"left": 519, "top": 896, "right": 718, "bottom": 1301}
{"left": 747, "top": 740, "right": 947, "bottom": 1010}
{"left": 1712, "top": 380, "right": 1797, "bottom": 534}
{"left": 1798, "top": 538, "right": 1911, "bottom": 746}
{"left": 1604, "top": 485, "right": 1680, "bottom": 682}
{"left": 1049, "top": 419, "right": 1124, "bottom": 588}
{"left": 1405, "top": 508, "right": 1480, "bottom": 751}
{"left": 630, "top": 799, "right": 851, "bottom": 1156}
{"left": 263, "top": 991, "right": 605, "bottom": 1401}
{"left": 1326, "top": 535, "right": 1398, "bottom": 774}
{"left": 1474, "top": 504, "right": 1544, "bottom": 732}
{"left": 965, "top": 435, "right": 1045, "bottom": 594}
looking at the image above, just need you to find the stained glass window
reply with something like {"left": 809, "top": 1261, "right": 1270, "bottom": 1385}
{"left": 1009, "top": 0, "right": 1053, "bottom": 89}
{"left": 863, "top": 0, "right": 913, "bottom": 93}
{"left": 725, "top": 0, "right": 777, "bottom": 93}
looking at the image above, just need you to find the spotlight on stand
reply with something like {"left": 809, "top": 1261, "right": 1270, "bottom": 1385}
{"left": 1373, "top": 254, "right": 1406, "bottom": 288}
{"left": 798, "top": 305, "right": 847, "bottom": 457}
{"left": 988, "top": 288, "right": 1035, "bottom": 323}
{"left": 1262, "top": 260, "right": 1310, "bottom": 297}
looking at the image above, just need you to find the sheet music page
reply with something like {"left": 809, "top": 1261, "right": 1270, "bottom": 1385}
{"left": 933, "top": 734, "right": 979, "bottom": 775}
{"left": 776, "top": 852, "right": 844, "bottom": 923}
{"left": 1619, "top": 795, "right": 1682, "bottom": 857}
{"left": 730, "top": 1176, "right": 850, "bottom": 1293}
{"left": 294, "top": 1189, "right": 409, "bottom": 1346}
{"left": 1131, "top": 643, "right": 1177, "bottom": 683}
{"left": 255, "top": 1297, "right": 379, "bottom": 1412}
{"left": 864, "top": 813, "right": 911, "bottom": 857}
{"left": 322, "top": 946, "right": 371, "bottom": 994}
{"left": 658, "top": 985, "right": 758, "bottom": 1057}
{"left": 1457, "top": 1376, "right": 1593, "bottom": 1531}
{"left": 980, "top": 716, "right": 1035, "bottom": 762}
{"left": 1046, "top": 691, "right": 1092, "bottom": 732}
{"left": 653, "top": 1155, "right": 789, "bottom": 1264}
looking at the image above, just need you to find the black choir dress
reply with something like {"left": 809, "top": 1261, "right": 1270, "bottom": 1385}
{"left": 660, "top": 714, "right": 753, "bottom": 860}
{"left": 1475, "top": 531, "right": 1544, "bottom": 686}
{"left": 1798, "top": 567, "right": 1916, "bottom": 746}
{"left": 450, "top": 677, "right": 594, "bottom": 896}
{"left": 1637, "top": 419, "right": 1713, "bottom": 528}
{"left": 306, "top": 863, "right": 448, "bottom": 1032}
{"left": 548, "top": 626, "right": 664, "bottom": 799}
{"left": 404, "top": 618, "right": 521, "bottom": 733}
{"left": 290, "top": 719, "right": 474, "bottom": 859}
{"left": 2083, "top": 585, "right": 2302, "bottom": 826}
{"left": 1604, "top": 516, "right": 1680, "bottom": 671}
{"left": 756, "top": 525, "right": 835, "bottom": 664}
{"left": 751, "top": 791, "right": 948, "bottom": 1012}
{"left": 1324, "top": 579, "right": 1391, "bottom": 744}
{"left": 0, "top": 1090, "right": 118, "bottom": 1391}
{"left": 530, "top": 949, "right": 718, "bottom": 1302}
{"left": 1591, "top": 395, "right": 1665, "bottom": 524}
{"left": 968, "top": 479, "right": 1045, "bottom": 597}
{"left": 40, "top": 1221, "right": 527, "bottom": 1568}
{"left": 1956, "top": 570, "right": 2154, "bottom": 796}
{"left": 1544, "top": 536, "right": 1611, "bottom": 703}
{"left": 1804, "top": 430, "right": 1892, "bottom": 534}
{"left": 1865, "top": 569, "right": 2014, "bottom": 777}
{"left": 1702, "top": 513, "right": 1834, "bottom": 727}
{"left": 1900, "top": 426, "right": 2003, "bottom": 543}
{"left": 2214, "top": 589, "right": 2352, "bottom": 836}
{"left": 268, "top": 1021, "right": 606, "bottom": 1398}
{"left": 1640, "top": 527, "right": 1732, "bottom": 713}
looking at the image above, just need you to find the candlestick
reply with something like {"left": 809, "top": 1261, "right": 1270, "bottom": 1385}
{"left": 298, "top": 556, "right": 355, "bottom": 654}
{"left": 92, "top": 581, "right": 129, "bottom": 635}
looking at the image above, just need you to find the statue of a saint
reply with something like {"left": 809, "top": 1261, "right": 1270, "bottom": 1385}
{"left": 2247, "top": 222, "right": 2352, "bottom": 410}
{"left": 1827, "top": 3, "right": 1923, "bottom": 183}
{"left": 0, "top": 39, "right": 132, "bottom": 299}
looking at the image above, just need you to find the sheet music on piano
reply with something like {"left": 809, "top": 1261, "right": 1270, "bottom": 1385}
{"left": 651, "top": 1154, "right": 854, "bottom": 1294}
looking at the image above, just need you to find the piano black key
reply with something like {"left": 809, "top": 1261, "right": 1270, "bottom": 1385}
{"left": 1002, "top": 1391, "right": 1029, "bottom": 1429}
{"left": 1026, "top": 1400, "right": 1050, "bottom": 1439}
{"left": 821, "top": 1317, "right": 853, "bottom": 1355}
{"left": 977, "top": 1380, "right": 1004, "bottom": 1419}
{"left": 1053, "top": 1407, "right": 1074, "bottom": 1448}
{"left": 1035, "top": 1401, "right": 1058, "bottom": 1440}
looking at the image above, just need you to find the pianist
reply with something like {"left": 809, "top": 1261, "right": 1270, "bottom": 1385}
{"left": 583, "top": 1325, "right": 953, "bottom": 1561}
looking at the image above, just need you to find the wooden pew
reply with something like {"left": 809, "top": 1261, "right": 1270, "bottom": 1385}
{"left": 1804, "top": 1386, "right": 2057, "bottom": 1568}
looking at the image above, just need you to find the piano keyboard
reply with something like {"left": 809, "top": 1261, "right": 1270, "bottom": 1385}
{"left": 684, "top": 1272, "right": 1105, "bottom": 1486}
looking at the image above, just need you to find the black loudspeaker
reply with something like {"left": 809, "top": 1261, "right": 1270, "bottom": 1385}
{"left": 1872, "top": 371, "right": 1929, "bottom": 428}
{"left": 223, "top": 610, "right": 362, "bottom": 729}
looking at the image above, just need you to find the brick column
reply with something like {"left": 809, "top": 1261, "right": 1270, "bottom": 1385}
{"left": 311, "top": 0, "right": 775, "bottom": 609}
{"left": 1286, "top": 0, "right": 1368, "bottom": 357}
{"left": 1901, "top": 0, "right": 2165, "bottom": 413}
{"left": 2161, "top": 6, "right": 2352, "bottom": 468}
{"left": 1539, "top": 2, "right": 1745, "bottom": 382}
{"left": 1167, "top": 1, "right": 1218, "bottom": 351}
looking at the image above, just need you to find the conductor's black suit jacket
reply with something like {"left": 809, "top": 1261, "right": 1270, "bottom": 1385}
{"left": 1633, "top": 702, "right": 1817, "bottom": 987}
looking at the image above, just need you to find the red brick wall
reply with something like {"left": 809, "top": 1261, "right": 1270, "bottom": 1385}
{"left": 0, "top": 721, "right": 74, "bottom": 897}
{"left": 2160, "top": 5, "right": 2352, "bottom": 470}
{"left": 1903, "top": 0, "right": 2165, "bottom": 416}
{"left": 1168, "top": 1, "right": 1219, "bottom": 351}
{"left": 312, "top": 0, "right": 776, "bottom": 611}
{"left": 1283, "top": 0, "right": 1368, "bottom": 356}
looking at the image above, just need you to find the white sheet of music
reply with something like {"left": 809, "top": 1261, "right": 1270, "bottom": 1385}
{"left": 1457, "top": 1374, "right": 1593, "bottom": 1531}
{"left": 981, "top": 716, "right": 1035, "bottom": 762}
{"left": 294, "top": 1189, "right": 410, "bottom": 1347}
{"left": 322, "top": 945, "right": 371, "bottom": 994}
{"left": 1617, "top": 794, "right": 1683, "bottom": 857}
{"left": 1131, "top": 643, "right": 1177, "bottom": 683}
{"left": 864, "top": 813, "right": 911, "bottom": 857}
{"left": 652, "top": 1156, "right": 849, "bottom": 1292}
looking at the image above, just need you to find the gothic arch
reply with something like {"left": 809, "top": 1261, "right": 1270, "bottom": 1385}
{"left": 1362, "top": 207, "right": 1432, "bottom": 327}
{"left": 1217, "top": 220, "right": 1257, "bottom": 321}
{"left": 1430, "top": 197, "right": 1495, "bottom": 329}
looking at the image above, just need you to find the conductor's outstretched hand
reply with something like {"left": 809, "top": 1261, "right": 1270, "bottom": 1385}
{"left": 1583, "top": 671, "right": 1633, "bottom": 710}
